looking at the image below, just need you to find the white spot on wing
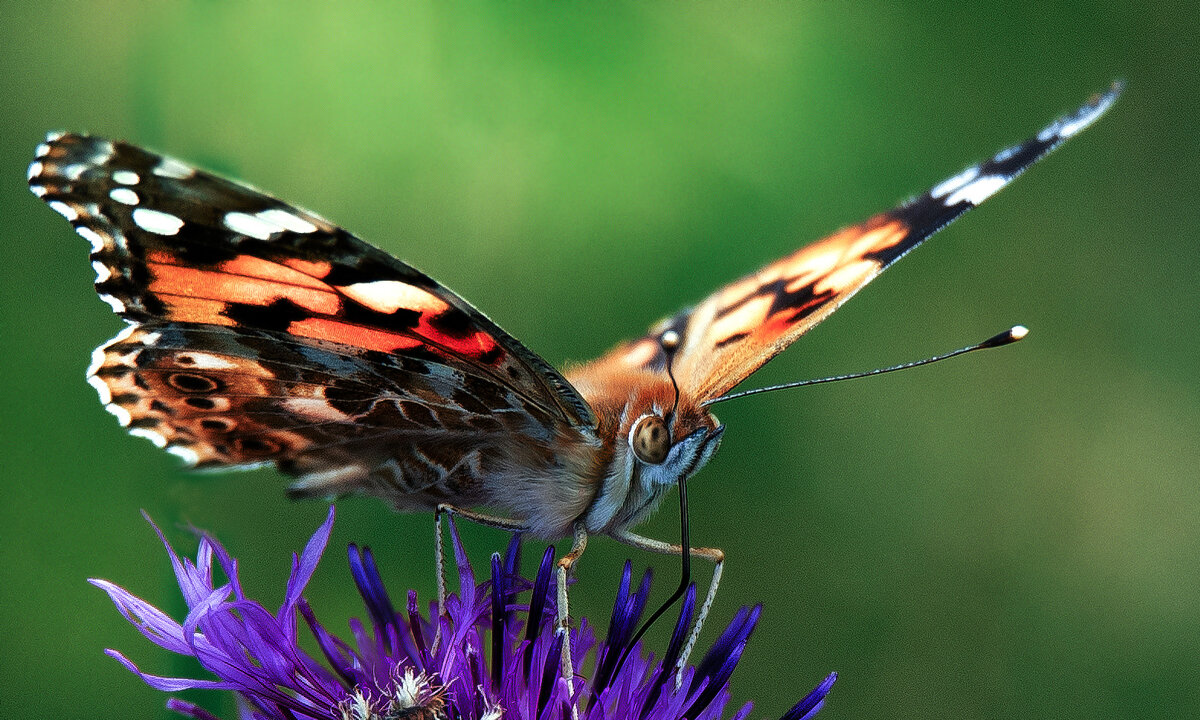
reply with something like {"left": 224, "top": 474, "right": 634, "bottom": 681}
{"left": 132, "top": 208, "right": 184, "bottom": 235}
{"left": 29, "top": 185, "right": 47, "bottom": 197}
{"left": 177, "top": 352, "right": 237, "bottom": 370}
{"left": 258, "top": 208, "right": 317, "bottom": 233}
{"left": 62, "top": 164, "right": 86, "bottom": 180}
{"left": 153, "top": 156, "right": 195, "bottom": 179}
{"left": 283, "top": 398, "right": 352, "bottom": 422}
{"left": 105, "top": 402, "right": 132, "bottom": 427}
{"left": 109, "top": 324, "right": 140, "bottom": 344}
{"left": 35, "top": 143, "right": 51, "bottom": 157}
{"left": 99, "top": 294, "right": 127, "bottom": 313}
{"left": 993, "top": 145, "right": 1019, "bottom": 163}
{"left": 27, "top": 161, "right": 44, "bottom": 180}
{"left": 340, "top": 280, "right": 449, "bottom": 314}
{"left": 166, "top": 445, "right": 200, "bottom": 465}
{"left": 130, "top": 427, "right": 168, "bottom": 448}
{"left": 48, "top": 201, "right": 79, "bottom": 221}
{"left": 76, "top": 226, "right": 107, "bottom": 252}
{"left": 109, "top": 188, "right": 139, "bottom": 205}
{"left": 86, "top": 374, "right": 112, "bottom": 404}
{"left": 86, "top": 345, "right": 108, "bottom": 378}
{"left": 286, "top": 464, "right": 370, "bottom": 494}
{"left": 930, "top": 166, "right": 980, "bottom": 199}
{"left": 223, "top": 211, "right": 281, "bottom": 240}
{"left": 90, "top": 141, "right": 115, "bottom": 165}
{"left": 112, "top": 170, "right": 140, "bottom": 185}
{"left": 1058, "top": 95, "right": 1115, "bottom": 138}
{"left": 944, "top": 174, "right": 1008, "bottom": 206}
{"left": 92, "top": 260, "right": 112, "bottom": 283}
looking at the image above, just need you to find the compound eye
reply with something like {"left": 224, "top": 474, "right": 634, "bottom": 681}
{"left": 631, "top": 415, "right": 670, "bottom": 464}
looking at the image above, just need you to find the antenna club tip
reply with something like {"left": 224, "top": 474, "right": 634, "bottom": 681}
{"left": 660, "top": 329, "right": 681, "bottom": 352}
{"left": 980, "top": 325, "right": 1029, "bottom": 349}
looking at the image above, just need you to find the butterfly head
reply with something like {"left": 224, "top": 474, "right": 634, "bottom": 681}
{"left": 624, "top": 328, "right": 722, "bottom": 482}
{"left": 628, "top": 410, "right": 724, "bottom": 486}
{"left": 571, "top": 358, "right": 724, "bottom": 534}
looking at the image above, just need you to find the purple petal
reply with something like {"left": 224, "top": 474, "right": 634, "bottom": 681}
{"left": 779, "top": 672, "right": 837, "bottom": 720}
{"left": 407, "top": 589, "right": 432, "bottom": 669}
{"left": 142, "top": 511, "right": 213, "bottom": 607}
{"left": 348, "top": 543, "right": 398, "bottom": 650}
{"left": 166, "top": 698, "right": 225, "bottom": 720}
{"left": 729, "top": 701, "right": 754, "bottom": 720}
{"left": 524, "top": 545, "right": 555, "bottom": 675}
{"left": 201, "top": 528, "right": 245, "bottom": 600}
{"left": 447, "top": 516, "right": 475, "bottom": 607}
{"left": 491, "top": 552, "right": 506, "bottom": 689}
{"left": 280, "top": 506, "right": 335, "bottom": 623}
{"left": 298, "top": 598, "right": 359, "bottom": 689}
{"left": 104, "top": 648, "right": 232, "bottom": 691}
{"left": 89, "top": 578, "right": 191, "bottom": 654}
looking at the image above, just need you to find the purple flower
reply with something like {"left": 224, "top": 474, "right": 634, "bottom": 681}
{"left": 91, "top": 507, "right": 835, "bottom": 720}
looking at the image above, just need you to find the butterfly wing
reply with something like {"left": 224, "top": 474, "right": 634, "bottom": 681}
{"left": 29, "top": 134, "right": 594, "bottom": 503}
{"left": 597, "top": 85, "right": 1121, "bottom": 402}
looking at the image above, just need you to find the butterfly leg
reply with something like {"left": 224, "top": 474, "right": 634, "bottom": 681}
{"left": 556, "top": 522, "right": 589, "bottom": 712}
{"left": 611, "top": 530, "right": 725, "bottom": 688}
{"left": 434, "top": 503, "right": 528, "bottom": 652}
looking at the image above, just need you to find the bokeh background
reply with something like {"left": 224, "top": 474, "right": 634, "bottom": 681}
{"left": 2, "top": 3, "right": 1196, "bottom": 719}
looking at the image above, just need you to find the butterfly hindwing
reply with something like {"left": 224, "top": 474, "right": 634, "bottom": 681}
{"left": 598, "top": 84, "right": 1122, "bottom": 402}
{"left": 30, "top": 133, "right": 595, "bottom": 501}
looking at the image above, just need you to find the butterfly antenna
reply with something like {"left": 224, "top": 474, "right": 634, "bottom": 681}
{"left": 607, "top": 331, "right": 691, "bottom": 683}
{"left": 703, "top": 325, "right": 1028, "bottom": 407}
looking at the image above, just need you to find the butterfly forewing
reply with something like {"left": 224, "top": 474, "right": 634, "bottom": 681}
{"left": 594, "top": 84, "right": 1122, "bottom": 402}
{"left": 30, "top": 134, "right": 596, "bottom": 501}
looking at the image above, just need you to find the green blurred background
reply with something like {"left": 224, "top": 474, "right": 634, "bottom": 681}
{"left": 2, "top": 3, "right": 1196, "bottom": 719}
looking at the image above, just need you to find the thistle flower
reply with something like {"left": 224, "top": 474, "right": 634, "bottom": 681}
{"left": 91, "top": 507, "right": 835, "bottom": 720}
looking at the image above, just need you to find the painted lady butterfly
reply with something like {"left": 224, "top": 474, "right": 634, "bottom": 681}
{"left": 28, "top": 84, "right": 1120, "bottom": 684}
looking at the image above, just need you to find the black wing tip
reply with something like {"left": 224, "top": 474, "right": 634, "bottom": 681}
{"left": 915, "top": 83, "right": 1123, "bottom": 214}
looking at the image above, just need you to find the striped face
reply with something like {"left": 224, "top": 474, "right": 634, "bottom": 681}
{"left": 28, "top": 85, "right": 1119, "bottom": 540}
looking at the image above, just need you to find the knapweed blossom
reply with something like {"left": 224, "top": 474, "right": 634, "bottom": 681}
{"left": 91, "top": 507, "right": 835, "bottom": 720}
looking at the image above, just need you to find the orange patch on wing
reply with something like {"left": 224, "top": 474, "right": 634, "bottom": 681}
{"left": 848, "top": 221, "right": 907, "bottom": 257}
{"left": 283, "top": 258, "right": 333, "bottom": 278}
{"left": 783, "top": 248, "right": 842, "bottom": 293}
{"left": 159, "top": 296, "right": 237, "bottom": 325}
{"left": 417, "top": 319, "right": 499, "bottom": 358}
{"left": 219, "top": 255, "right": 330, "bottom": 290}
{"left": 620, "top": 339, "right": 658, "bottom": 367}
{"left": 709, "top": 294, "right": 774, "bottom": 346}
{"left": 813, "top": 259, "right": 878, "bottom": 295}
{"left": 148, "top": 262, "right": 340, "bottom": 315}
{"left": 287, "top": 318, "right": 424, "bottom": 353}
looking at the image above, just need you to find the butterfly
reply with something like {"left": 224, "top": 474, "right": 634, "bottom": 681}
{"left": 28, "top": 84, "right": 1120, "bottom": 690}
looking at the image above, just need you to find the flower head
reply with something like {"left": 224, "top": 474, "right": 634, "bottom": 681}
{"left": 92, "top": 508, "right": 834, "bottom": 720}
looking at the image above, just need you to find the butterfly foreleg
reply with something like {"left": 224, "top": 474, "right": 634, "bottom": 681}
{"left": 555, "top": 521, "right": 589, "bottom": 716}
{"left": 433, "top": 503, "right": 528, "bottom": 653}
{"left": 611, "top": 529, "right": 725, "bottom": 688}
